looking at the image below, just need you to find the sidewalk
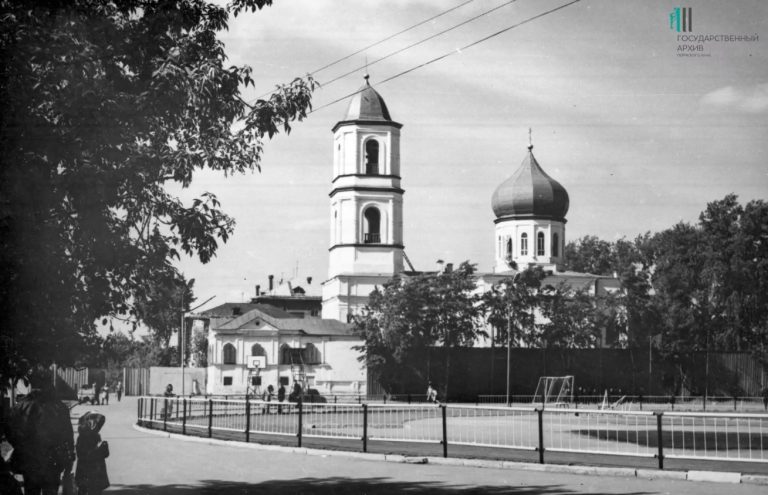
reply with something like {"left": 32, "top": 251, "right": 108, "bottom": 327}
{"left": 82, "top": 397, "right": 767, "bottom": 494}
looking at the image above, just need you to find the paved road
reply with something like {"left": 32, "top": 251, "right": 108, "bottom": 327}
{"left": 77, "top": 397, "right": 765, "bottom": 494}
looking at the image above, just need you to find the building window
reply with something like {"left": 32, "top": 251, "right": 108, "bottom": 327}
{"left": 506, "top": 238, "right": 513, "bottom": 259}
{"left": 223, "top": 376, "right": 233, "bottom": 386}
{"left": 279, "top": 343, "right": 291, "bottom": 365}
{"left": 552, "top": 233, "right": 559, "bottom": 257}
{"left": 365, "top": 139, "right": 379, "bottom": 175}
{"left": 520, "top": 233, "right": 528, "bottom": 256}
{"left": 363, "top": 207, "right": 381, "bottom": 243}
{"left": 222, "top": 343, "right": 236, "bottom": 364}
{"left": 537, "top": 232, "right": 545, "bottom": 256}
{"left": 303, "top": 343, "right": 321, "bottom": 364}
{"left": 251, "top": 344, "right": 266, "bottom": 357}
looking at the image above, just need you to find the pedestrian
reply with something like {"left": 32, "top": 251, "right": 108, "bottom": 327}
{"left": 277, "top": 383, "right": 286, "bottom": 414}
{"left": 263, "top": 385, "right": 274, "bottom": 414}
{"left": 6, "top": 370, "right": 75, "bottom": 495}
{"left": 115, "top": 381, "right": 123, "bottom": 402}
{"left": 93, "top": 383, "right": 101, "bottom": 406}
{"left": 75, "top": 412, "right": 110, "bottom": 495}
{"left": 762, "top": 386, "right": 768, "bottom": 411}
{"left": 163, "top": 384, "right": 175, "bottom": 419}
{"left": 101, "top": 385, "right": 109, "bottom": 406}
{"left": 426, "top": 382, "right": 439, "bottom": 405}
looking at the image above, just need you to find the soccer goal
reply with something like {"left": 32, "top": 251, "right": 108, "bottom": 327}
{"left": 532, "top": 375, "right": 574, "bottom": 407}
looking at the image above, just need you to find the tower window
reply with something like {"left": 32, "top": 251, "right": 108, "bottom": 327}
{"left": 552, "top": 233, "right": 559, "bottom": 257}
{"left": 537, "top": 232, "right": 545, "bottom": 256}
{"left": 506, "top": 238, "right": 512, "bottom": 260}
{"left": 363, "top": 207, "right": 381, "bottom": 243}
{"left": 365, "top": 140, "right": 379, "bottom": 175}
{"left": 222, "top": 343, "right": 236, "bottom": 365}
{"left": 520, "top": 233, "right": 528, "bottom": 256}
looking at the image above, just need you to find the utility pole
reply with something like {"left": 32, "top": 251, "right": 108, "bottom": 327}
{"left": 181, "top": 291, "right": 185, "bottom": 397}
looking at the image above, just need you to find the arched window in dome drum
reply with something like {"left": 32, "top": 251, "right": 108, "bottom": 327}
{"left": 365, "top": 139, "right": 379, "bottom": 175}
{"left": 222, "top": 343, "right": 236, "bottom": 365}
{"left": 537, "top": 232, "right": 545, "bottom": 256}
{"left": 552, "top": 233, "right": 559, "bottom": 257}
{"left": 363, "top": 207, "right": 381, "bottom": 243}
{"left": 520, "top": 233, "right": 528, "bottom": 256}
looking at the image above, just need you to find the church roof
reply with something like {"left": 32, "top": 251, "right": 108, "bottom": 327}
{"left": 332, "top": 76, "right": 402, "bottom": 131}
{"left": 491, "top": 146, "right": 569, "bottom": 221}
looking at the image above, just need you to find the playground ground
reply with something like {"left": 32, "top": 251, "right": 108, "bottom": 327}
{"left": 59, "top": 397, "right": 768, "bottom": 493}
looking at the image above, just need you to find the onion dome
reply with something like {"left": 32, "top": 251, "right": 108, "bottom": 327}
{"left": 491, "top": 145, "right": 569, "bottom": 221}
{"left": 333, "top": 75, "right": 401, "bottom": 131}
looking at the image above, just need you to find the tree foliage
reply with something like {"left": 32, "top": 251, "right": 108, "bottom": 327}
{"left": 0, "top": 0, "right": 316, "bottom": 383}
{"left": 353, "top": 262, "right": 483, "bottom": 397}
{"left": 480, "top": 267, "right": 544, "bottom": 347}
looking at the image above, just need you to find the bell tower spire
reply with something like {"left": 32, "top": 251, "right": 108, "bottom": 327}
{"left": 321, "top": 77, "right": 405, "bottom": 321}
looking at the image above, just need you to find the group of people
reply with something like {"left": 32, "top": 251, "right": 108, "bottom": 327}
{"left": 2, "top": 375, "right": 110, "bottom": 495}
{"left": 91, "top": 381, "right": 123, "bottom": 406}
{"left": 258, "top": 383, "right": 287, "bottom": 414}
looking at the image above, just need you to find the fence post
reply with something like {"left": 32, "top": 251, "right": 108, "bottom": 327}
{"left": 297, "top": 399, "right": 303, "bottom": 448}
{"left": 150, "top": 398, "right": 155, "bottom": 424}
{"left": 163, "top": 398, "right": 168, "bottom": 432}
{"left": 362, "top": 403, "right": 368, "bottom": 453}
{"left": 656, "top": 412, "right": 664, "bottom": 470}
{"left": 537, "top": 408, "right": 545, "bottom": 464}
{"left": 442, "top": 404, "right": 448, "bottom": 458}
{"left": 245, "top": 397, "right": 251, "bottom": 443}
{"left": 182, "top": 398, "right": 187, "bottom": 435}
{"left": 208, "top": 399, "right": 213, "bottom": 438}
{"left": 137, "top": 397, "right": 142, "bottom": 425}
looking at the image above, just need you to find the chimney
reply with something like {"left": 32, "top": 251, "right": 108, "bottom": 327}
{"left": 255, "top": 284, "right": 261, "bottom": 296}
{"left": 268, "top": 274, "right": 274, "bottom": 291}
{"left": 307, "top": 276, "right": 313, "bottom": 285}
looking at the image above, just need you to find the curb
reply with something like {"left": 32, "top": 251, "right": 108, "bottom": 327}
{"left": 132, "top": 424, "right": 767, "bottom": 486}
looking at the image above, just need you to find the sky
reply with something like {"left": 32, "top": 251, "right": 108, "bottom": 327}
{"left": 173, "top": 0, "right": 767, "bottom": 311}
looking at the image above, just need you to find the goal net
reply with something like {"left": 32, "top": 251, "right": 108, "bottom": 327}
{"left": 532, "top": 376, "right": 574, "bottom": 407}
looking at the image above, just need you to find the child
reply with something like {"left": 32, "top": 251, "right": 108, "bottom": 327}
{"left": 75, "top": 412, "right": 110, "bottom": 495}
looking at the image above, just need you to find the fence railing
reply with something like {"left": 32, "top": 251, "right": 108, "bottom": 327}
{"left": 478, "top": 394, "right": 768, "bottom": 412}
{"left": 137, "top": 396, "right": 768, "bottom": 469}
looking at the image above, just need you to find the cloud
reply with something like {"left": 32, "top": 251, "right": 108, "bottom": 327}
{"left": 700, "top": 83, "right": 768, "bottom": 113}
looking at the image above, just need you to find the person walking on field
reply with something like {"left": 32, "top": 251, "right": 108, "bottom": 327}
{"left": 75, "top": 412, "right": 110, "bottom": 495}
{"left": 6, "top": 371, "right": 75, "bottom": 495}
{"left": 115, "top": 381, "right": 123, "bottom": 402}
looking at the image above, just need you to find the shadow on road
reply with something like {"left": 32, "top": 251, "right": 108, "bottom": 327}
{"left": 108, "top": 477, "right": 653, "bottom": 494}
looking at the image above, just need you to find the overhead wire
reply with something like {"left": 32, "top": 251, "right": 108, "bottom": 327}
{"left": 318, "top": 0, "right": 521, "bottom": 90}
{"left": 311, "top": 0, "right": 477, "bottom": 76}
{"left": 311, "top": 0, "right": 582, "bottom": 115}
{"left": 250, "top": 0, "right": 477, "bottom": 102}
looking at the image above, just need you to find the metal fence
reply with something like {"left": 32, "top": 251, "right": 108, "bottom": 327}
{"left": 137, "top": 396, "right": 768, "bottom": 468}
{"left": 478, "top": 394, "right": 768, "bottom": 412}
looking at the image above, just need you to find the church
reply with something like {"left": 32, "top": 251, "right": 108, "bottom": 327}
{"left": 197, "top": 77, "right": 619, "bottom": 396}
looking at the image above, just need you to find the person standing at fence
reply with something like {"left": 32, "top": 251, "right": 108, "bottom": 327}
{"left": 426, "top": 382, "right": 439, "bottom": 405}
{"left": 115, "top": 381, "right": 122, "bottom": 402}
{"left": 75, "top": 412, "right": 110, "bottom": 495}
{"left": 6, "top": 370, "right": 75, "bottom": 495}
{"left": 263, "top": 385, "right": 274, "bottom": 414}
{"left": 762, "top": 386, "right": 768, "bottom": 411}
{"left": 277, "top": 383, "right": 286, "bottom": 414}
{"left": 163, "top": 384, "right": 174, "bottom": 419}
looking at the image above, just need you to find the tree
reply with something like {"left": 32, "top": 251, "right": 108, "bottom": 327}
{"left": 481, "top": 267, "right": 544, "bottom": 348}
{"left": 354, "top": 262, "right": 483, "bottom": 398}
{"left": 0, "top": 0, "right": 316, "bottom": 383}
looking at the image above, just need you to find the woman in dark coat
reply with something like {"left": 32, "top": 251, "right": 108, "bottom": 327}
{"left": 75, "top": 412, "right": 110, "bottom": 495}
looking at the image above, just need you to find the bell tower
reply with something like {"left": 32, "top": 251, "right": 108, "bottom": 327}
{"left": 321, "top": 77, "right": 404, "bottom": 321}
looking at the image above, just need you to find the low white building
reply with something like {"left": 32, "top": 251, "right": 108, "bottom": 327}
{"left": 199, "top": 303, "right": 366, "bottom": 396}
